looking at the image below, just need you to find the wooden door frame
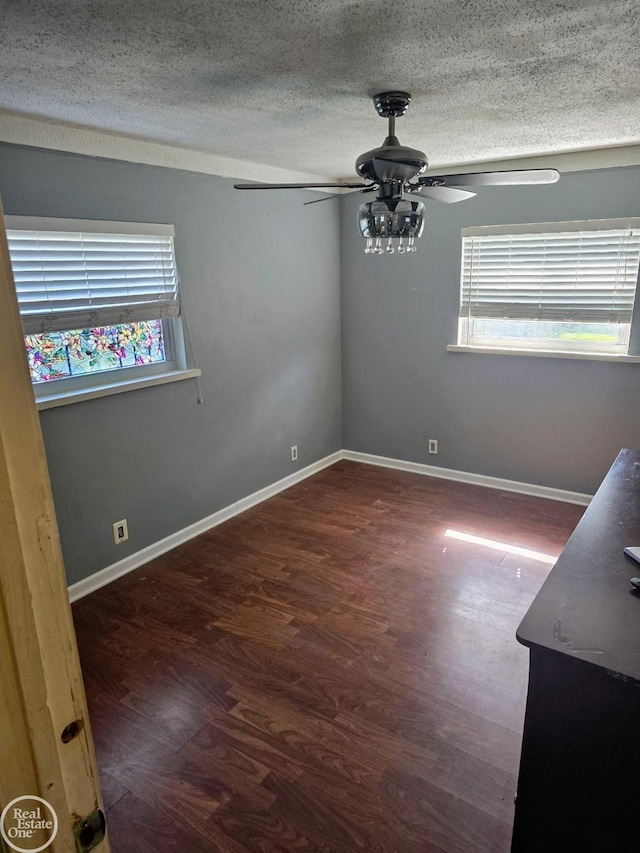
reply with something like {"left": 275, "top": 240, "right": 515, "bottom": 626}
{"left": 0, "top": 197, "right": 109, "bottom": 852}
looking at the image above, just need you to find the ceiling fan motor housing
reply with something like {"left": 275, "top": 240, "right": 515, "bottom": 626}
{"left": 355, "top": 143, "right": 429, "bottom": 182}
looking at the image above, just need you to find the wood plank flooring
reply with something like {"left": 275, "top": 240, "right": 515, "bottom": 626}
{"left": 72, "top": 461, "right": 584, "bottom": 852}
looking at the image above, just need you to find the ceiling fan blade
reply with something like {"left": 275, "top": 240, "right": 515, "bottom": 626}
{"left": 303, "top": 195, "right": 337, "bottom": 206}
{"left": 234, "top": 182, "right": 372, "bottom": 190}
{"left": 303, "top": 186, "right": 377, "bottom": 206}
{"left": 428, "top": 169, "right": 560, "bottom": 187}
{"left": 303, "top": 184, "right": 378, "bottom": 206}
{"left": 413, "top": 185, "right": 476, "bottom": 204}
{"left": 373, "top": 157, "right": 420, "bottom": 183}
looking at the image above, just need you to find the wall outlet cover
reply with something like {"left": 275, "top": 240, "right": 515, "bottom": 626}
{"left": 113, "top": 519, "right": 128, "bottom": 545}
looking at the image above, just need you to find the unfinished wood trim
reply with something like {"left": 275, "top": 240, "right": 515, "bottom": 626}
{"left": 0, "top": 196, "right": 110, "bottom": 852}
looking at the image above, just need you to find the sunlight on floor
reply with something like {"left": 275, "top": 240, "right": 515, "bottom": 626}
{"left": 444, "top": 529, "right": 557, "bottom": 565}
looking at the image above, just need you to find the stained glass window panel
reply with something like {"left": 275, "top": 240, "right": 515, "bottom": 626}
{"left": 24, "top": 320, "right": 166, "bottom": 384}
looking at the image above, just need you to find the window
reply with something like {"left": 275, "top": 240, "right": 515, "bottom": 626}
{"left": 454, "top": 219, "right": 640, "bottom": 357}
{"left": 5, "top": 216, "right": 195, "bottom": 405}
{"left": 23, "top": 320, "right": 167, "bottom": 383}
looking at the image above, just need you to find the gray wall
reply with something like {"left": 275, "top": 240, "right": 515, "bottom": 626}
{"left": 3, "top": 142, "right": 640, "bottom": 587}
{"left": 341, "top": 166, "right": 640, "bottom": 495}
{"left": 0, "top": 143, "right": 342, "bottom": 585}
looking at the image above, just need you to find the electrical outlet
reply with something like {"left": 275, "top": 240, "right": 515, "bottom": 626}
{"left": 291, "top": 445, "right": 298, "bottom": 462}
{"left": 113, "top": 519, "right": 128, "bottom": 545}
{"left": 428, "top": 439, "right": 438, "bottom": 455}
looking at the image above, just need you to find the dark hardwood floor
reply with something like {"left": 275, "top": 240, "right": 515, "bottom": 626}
{"left": 72, "top": 461, "right": 584, "bottom": 852}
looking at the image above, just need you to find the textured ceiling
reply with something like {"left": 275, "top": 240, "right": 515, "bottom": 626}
{"left": 1, "top": 0, "right": 639, "bottom": 179}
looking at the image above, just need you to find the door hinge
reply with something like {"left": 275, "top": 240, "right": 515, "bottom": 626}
{"left": 73, "top": 809, "right": 106, "bottom": 852}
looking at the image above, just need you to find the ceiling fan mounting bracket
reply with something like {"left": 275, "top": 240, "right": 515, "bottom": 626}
{"left": 373, "top": 91, "right": 412, "bottom": 118}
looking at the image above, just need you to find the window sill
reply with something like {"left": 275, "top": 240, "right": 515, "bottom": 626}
{"left": 446, "top": 345, "right": 640, "bottom": 363}
{"left": 35, "top": 368, "right": 202, "bottom": 410}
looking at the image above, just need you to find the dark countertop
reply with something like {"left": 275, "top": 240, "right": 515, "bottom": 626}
{"left": 517, "top": 448, "right": 640, "bottom": 684}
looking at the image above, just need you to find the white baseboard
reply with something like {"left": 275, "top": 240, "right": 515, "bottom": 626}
{"left": 342, "top": 450, "right": 592, "bottom": 506}
{"left": 67, "top": 450, "right": 343, "bottom": 602}
{"left": 68, "top": 448, "right": 591, "bottom": 602}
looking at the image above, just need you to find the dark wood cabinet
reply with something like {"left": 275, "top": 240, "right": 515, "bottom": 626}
{"left": 512, "top": 449, "right": 640, "bottom": 852}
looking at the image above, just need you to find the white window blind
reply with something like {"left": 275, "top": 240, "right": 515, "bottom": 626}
{"left": 460, "top": 219, "right": 640, "bottom": 324}
{"left": 5, "top": 217, "right": 180, "bottom": 335}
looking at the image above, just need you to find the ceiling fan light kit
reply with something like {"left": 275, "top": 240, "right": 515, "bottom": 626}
{"left": 359, "top": 198, "right": 424, "bottom": 254}
{"left": 234, "top": 91, "right": 560, "bottom": 257}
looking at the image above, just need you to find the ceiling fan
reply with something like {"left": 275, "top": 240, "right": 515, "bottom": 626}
{"left": 234, "top": 91, "right": 560, "bottom": 255}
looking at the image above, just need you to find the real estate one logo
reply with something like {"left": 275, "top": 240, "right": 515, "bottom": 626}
{"left": 0, "top": 796, "right": 58, "bottom": 853}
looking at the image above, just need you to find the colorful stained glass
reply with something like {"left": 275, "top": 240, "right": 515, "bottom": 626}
{"left": 24, "top": 320, "right": 166, "bottom": 384}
